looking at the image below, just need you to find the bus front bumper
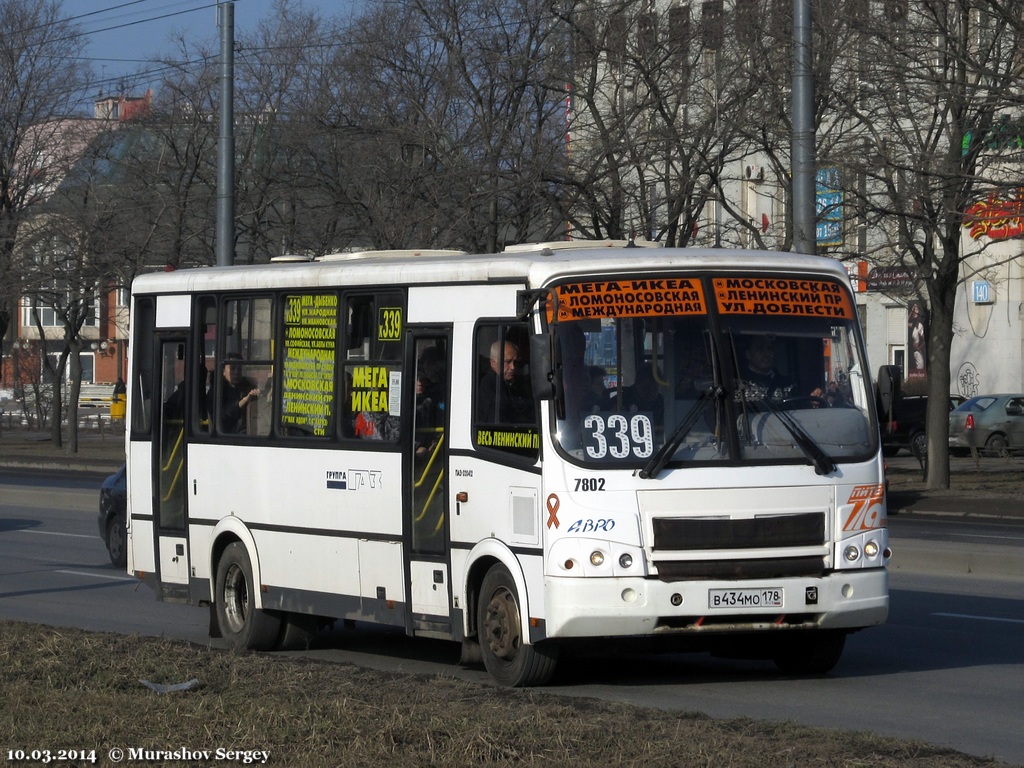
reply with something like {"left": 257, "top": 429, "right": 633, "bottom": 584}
{"left": 542, "top": 568, "right": 888, "bottom": 639}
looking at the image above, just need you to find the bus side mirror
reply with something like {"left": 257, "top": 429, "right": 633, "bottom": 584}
{"left": 529, "top": 334, "right": 555, "bottom": 401}
{"left": 876, "top": 364, "right": 901, "bottom": 421}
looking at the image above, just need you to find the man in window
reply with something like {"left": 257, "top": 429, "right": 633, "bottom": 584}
{"left": 478, "top": 340, "right": 533, "bottom": 424}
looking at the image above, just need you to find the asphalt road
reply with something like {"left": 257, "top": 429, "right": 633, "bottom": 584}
{"left": 1, "top": 469, "right": 1022, "bottom": 765}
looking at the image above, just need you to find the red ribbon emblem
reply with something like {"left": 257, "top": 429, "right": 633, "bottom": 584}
{"left": 545, "top": 494, "right": 560, "bottom": 529}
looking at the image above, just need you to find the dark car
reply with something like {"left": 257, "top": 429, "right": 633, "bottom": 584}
{"left": 98, "top": 464, "right": 127, "bottom": 567}
{"left": 880, "top": 394, "right": 964, "bottom": 458}
{"left": 948, "top": 394, "right": 1024, "bottom": 456}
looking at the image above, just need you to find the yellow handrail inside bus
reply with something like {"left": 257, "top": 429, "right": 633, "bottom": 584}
{"left": 415, "top": 465, "right": 446, "bottom": 523}
{"left": 161, "top": 456, "right": 185, "bottom": 504}
{"left": 161, "top": 423, "right": 184, "bottom": 473}
{"left": 414, "top": 429, "right": 444, "bottom": 488}
{"left": 160, "top": 423, "right": 185, "bottom": 504}
{"left": 650, "top": 344, "right": 669, "bottom": 387}
{"left": 414, "top": 431, "right": 445, "bottom": 525}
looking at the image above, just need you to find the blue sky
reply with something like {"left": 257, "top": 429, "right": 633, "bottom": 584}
{"left": 60, "top": 0, "right": 353, "bottom": 93}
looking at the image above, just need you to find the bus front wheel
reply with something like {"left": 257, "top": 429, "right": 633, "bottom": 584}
{"left": 477, "top": 563, "right": 558, "bottom": 687}
{"left": 215, "top": 542, "right": 281, "bottom": 651}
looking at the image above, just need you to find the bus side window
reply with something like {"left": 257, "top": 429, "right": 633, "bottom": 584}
{"left": 130, "top": 296, "right": 156, "bottom": 436}
{"left": 473, "top": 323, "right": 538, "bottom": 459}
{"left": 341, "top": 292, "right": 404, "bottom": 442}
{"left": 208, "top": 297, "right": 274, "bottom": 437}
{"left": 193, "top": 296, "right": 217, "bottom": 434}
{"left": 278, "top": 292, "right": 338, "bottom": 438}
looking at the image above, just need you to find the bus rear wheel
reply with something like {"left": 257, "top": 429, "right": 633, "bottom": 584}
{"left": 477, "top": 563, "right": 558, "bottom": 687}
{"left": 772, "top": 630, "right": 846, "bottom": 675}
{"left": 215, "top": 542, "right": 281, "bottom": 651}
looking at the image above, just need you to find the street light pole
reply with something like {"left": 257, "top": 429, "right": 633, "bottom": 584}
{"left": 216, "top": 2, "right": 235, "bottom": 267}
{"left": 792, "top": 0, "right": 816, "bottom": 255}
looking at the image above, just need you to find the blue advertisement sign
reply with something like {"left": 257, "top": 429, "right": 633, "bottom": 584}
{"left": 816, "top": 169, "right": 843, "bottom": 247}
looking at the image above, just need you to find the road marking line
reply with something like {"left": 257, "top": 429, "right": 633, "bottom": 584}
{"left": 56, "top": 569, "right": 135, "bottom": 582}
{"left": 934, "top": 612, "right": 1024, "bottom": 625}
{"left": 17, "top": 530, "right": 96, "bottom": 540}
{"left": 948, "top": 533, "right": 1024, "bottom": 543}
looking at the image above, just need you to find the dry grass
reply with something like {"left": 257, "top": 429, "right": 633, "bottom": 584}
{"left": 0, "top": 621, "right": 1011, "bottom": 767}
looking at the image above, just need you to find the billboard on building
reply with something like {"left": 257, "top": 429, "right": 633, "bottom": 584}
{"left": 907, "top": 301, "right": 927, "bottom": 382}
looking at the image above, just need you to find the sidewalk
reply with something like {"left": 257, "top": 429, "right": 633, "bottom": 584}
{"left": 885, "top": 454, "right": 1024, "bottom": 522}
{"left": 0, "top": 428, "right": 125, "bottom": 475}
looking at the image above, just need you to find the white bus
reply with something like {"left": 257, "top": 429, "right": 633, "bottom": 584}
{"left": 125, "top": 243, "right": 889, "bottom": 686}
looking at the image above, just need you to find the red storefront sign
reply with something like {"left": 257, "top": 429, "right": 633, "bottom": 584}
{"left": 963, "top": 190, "right": 1024, "bottom": 241}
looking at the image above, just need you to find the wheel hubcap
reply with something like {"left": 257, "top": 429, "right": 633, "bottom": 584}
{"left": 223, "top": 564, "right": 249, "bottom": 633}
{"left": 483, "top": 588, "right": 521, "bottom": 660}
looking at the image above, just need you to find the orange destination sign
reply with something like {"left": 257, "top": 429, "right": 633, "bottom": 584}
{"left": 552, "top": 278, "right": 706, "bottom": 321}
{"left": 712, "top": 277, "right": 854, "bottom": 319}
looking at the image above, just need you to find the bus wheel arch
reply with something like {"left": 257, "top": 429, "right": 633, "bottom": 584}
{"left": 461, "top": 543, "right": 532, "bottom": 644}
{"left": 476, "top": 561, "right": 559, "bottom": 686}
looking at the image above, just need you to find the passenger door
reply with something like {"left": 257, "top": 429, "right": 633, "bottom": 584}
{"left": 154, "top": 336, "right": 191, "bottom": 598}
{"left": 404, "top": 330, "right": 452, "bottom": 634}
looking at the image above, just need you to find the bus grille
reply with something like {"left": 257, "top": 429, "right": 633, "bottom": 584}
{"left": 654, "top": 556, "right": 826, "bottom": 581}
{"left": 652, "top": 512, "right": 824, "bottom": 551}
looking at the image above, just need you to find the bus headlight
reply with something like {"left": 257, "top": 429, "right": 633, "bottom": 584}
{"left": 837, "top": 529, "right": 890, "bottom": 569}
{"left": 549, "top": 539, "right": 645, "bottom": 577}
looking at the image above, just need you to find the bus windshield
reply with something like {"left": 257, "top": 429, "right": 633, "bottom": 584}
{"left": 549, "top": 273, "right": 875, "bottom": 472}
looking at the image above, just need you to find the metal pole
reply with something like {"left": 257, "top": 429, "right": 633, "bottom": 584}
{"left": 791, "top": 0, "right": 816, "bottom": 255}
{"left": 216, "top": 2, "right": 235, "bottom": 267}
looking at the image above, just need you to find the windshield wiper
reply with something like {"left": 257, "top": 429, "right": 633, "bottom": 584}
{"left": 756, "top": 396, "right": 836, "bottom": 476}
{"left": 638, "top": 388, "right": 718, "bottom": 479}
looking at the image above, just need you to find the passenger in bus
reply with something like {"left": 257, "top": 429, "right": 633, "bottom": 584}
{"left": 824, "top": 380, "right": 846, "bottom": 407}
{"left": 477, "top": 340, "right": 533, "bottom": 424}
{"left": 415, "top": 347, "right": 445, "bottom": 457}
{"left": 215, "top": 353, "right": 261, "bottom": 433}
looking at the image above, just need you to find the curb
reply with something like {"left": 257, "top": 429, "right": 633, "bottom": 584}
{"left": 890, "top": 538, "right": 1024, "bottom": 579}
{"left": 0, "top": 460, "right": 123, "bottom": 477}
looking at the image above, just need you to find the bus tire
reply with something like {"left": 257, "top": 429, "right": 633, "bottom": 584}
{"left": 772, "top": 630, "right": 846, "bottom": 675}
{"left": 477, "top": 563, "right": 558, "bottom": 687}
{"left": 214, "top": 542, "right": 281, "bottom": 651}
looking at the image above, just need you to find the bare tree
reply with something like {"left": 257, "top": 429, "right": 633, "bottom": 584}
{"left": 318, "top": 0, "right": 566, "bottom": 251}
{"left": 14, "top": 117, "right": 139, "bottom": 450}
{"left": 134, "top": 48, "right": 221, "bottom": 270}
{"left": 557, "top": 0, "right": 777, "bottom": 246}
{"left": 828, "top": 0, "right": 1024, "bottom": 489}
{"left": 0, "top": 0, "right": 90, "bottom": 383}
{"left": 234, "top": 0, "right": 337, "bottom": 261}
